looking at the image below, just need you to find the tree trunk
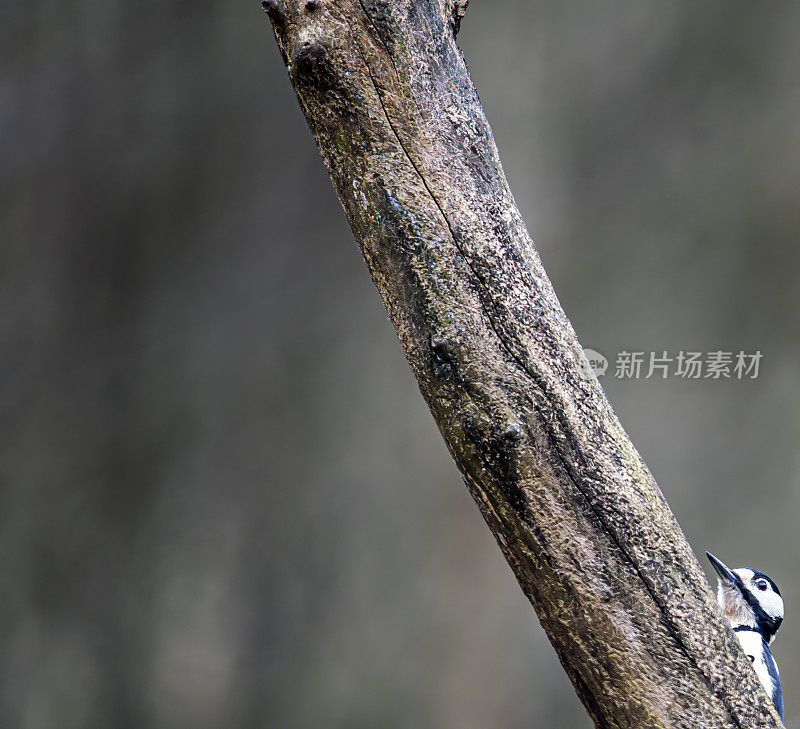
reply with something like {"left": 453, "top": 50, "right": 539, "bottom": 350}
{"left": 261, "top": 1, "right": 783, "bottom": 726}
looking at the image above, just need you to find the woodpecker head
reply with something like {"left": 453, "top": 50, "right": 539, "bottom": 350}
{"left": 707, "top": 551, "right": 783, "bottom": 643}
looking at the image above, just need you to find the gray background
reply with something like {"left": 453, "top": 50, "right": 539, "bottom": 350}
{"left": 2, "top": 2, "right": 799, "bottom": 728}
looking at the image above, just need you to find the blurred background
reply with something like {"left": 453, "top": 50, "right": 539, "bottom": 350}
{"left": 2, "top": 1, "right": 799, "bottom": 727}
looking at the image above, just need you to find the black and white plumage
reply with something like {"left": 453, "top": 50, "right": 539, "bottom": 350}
{"left": 707, "top": 551, "right": 784, "bottom": 720}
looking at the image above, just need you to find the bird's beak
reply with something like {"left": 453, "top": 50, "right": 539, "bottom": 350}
{"left": 706, "top": 551, "right": 737, "bottom": 587}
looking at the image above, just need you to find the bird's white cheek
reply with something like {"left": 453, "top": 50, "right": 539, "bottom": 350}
{"left": 760, "top": 592, "right": 784, "bottom": 619}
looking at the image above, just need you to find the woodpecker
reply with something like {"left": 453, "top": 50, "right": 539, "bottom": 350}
{"left": 707, "top": 551, "right": 784, "bottom": 720}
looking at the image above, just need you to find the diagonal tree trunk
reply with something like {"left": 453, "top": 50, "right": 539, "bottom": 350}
{"left": 261, "top": 1, "right": 783, "bottom": 726}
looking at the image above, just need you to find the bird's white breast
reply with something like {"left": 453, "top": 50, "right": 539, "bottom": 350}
{"left": 735, "top": 630, "right": 777, "bottom": 698}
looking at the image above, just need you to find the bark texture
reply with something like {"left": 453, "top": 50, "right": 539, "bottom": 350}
{"left": 263, "top": 2, "right": 783, "bottom": 727}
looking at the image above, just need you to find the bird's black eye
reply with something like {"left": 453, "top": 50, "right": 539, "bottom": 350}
{"left": 749, "top": 655, "right": 755, "bottom": 663}
{"left": 756, "top": 580, "right": 768, "bottom": 591}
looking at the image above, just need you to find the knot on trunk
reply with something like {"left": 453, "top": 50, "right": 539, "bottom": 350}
{"left": 430, "top": 333, "right": 463, "bottom": 381}
{"left": 290, "top": 40, "right": 340, "bottom": 94}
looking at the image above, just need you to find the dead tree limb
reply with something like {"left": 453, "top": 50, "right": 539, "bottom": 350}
{"left": 262, "top": 2, "right": 783, "bottom": 726}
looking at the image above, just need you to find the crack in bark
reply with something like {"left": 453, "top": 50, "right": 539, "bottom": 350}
{"left": 346, "top": 12, "right": 743, "bottom": 724}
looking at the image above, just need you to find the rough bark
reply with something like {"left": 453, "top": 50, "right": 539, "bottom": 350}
{"left": 262, "top": 2, "right": 783, "bottom": 727}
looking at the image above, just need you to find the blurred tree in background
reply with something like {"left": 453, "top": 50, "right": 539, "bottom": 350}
{"left": 1, "top": 2, "right": 799, "bottom": 728}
